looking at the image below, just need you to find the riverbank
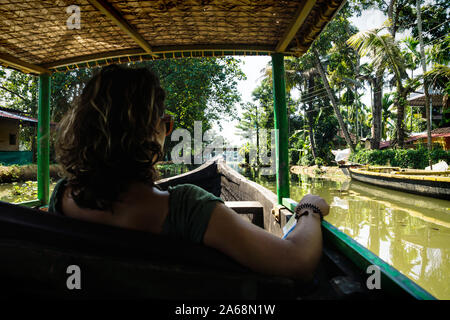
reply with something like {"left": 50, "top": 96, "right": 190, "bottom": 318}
{"left": 0, "top": 164, "right": 63, "bottom": 183}
{"left": 290, "top": 165, "right": 349, "bottom": 182}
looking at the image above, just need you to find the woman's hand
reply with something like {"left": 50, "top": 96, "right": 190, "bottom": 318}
{"left": 297, "top": 194, "right": 330, "bottom": 217}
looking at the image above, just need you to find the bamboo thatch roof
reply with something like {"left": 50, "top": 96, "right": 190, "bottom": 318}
{"left": 0, "top": 0, "right": 345, "bottom": 74}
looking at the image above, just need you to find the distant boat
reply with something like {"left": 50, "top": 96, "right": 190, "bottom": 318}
{"left": 340, "top": 165, "right": 450, "bottom": 200}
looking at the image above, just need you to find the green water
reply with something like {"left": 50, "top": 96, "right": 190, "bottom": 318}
{"left": 0, "top": 181, "right": 57, "bottom": 203}
{"left": 238, "top": 166, "right": 450, "bottom": 300}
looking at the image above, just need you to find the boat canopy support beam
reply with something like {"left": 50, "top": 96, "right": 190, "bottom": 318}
{"left": 271, "top": 53, "right": 290, "bottom": 204}
{"left": 275, "top": 0, "right": 316, "bottom": 52}
{"left": 0, "top": 52, "right": 51, "bottom": 75}
{"left": 37, "top": 73, "right": 51, "bottom": 205}
{"left": 88, "top": 0, "right": 156, "bottom": 57}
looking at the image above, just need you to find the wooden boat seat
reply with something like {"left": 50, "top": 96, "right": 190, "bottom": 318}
{"left": 0, "top": 200, "right": 305, "bottom": 299}
{"left": 225, "top": 201, "right": 264, "bottom": 226}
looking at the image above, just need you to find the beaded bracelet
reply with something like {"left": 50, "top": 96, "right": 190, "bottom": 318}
{"left": 295, "top": 203, "right": 324, "bottom": 221}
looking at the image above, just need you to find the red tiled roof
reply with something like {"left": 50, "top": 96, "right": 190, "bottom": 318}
{"left": 406, "top": 127, "right": 450, "bottom": 142}
{"left": 431, "top": 127, "right": 450, "bottom": 135}
{"left": 379, "top": 141, "right": 391, "bottom": 149}
{"left": 337, "top": 129, "right": 358, "bottom": 144}
{"left": 379, "top": 128, "right": 450, "bottom": 148}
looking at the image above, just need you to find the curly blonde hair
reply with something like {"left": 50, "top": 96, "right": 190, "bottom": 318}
{"left": 56, "top": 65, "right": 165, "bottom": 211}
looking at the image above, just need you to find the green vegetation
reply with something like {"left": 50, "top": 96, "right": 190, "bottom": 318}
{"left": 349, "top": 147, "right": 450, "bottom": 169}
{"left": 9, "top": 181, "right": 38, "bottom": 203}
{"left": 155, "top": 162, "right": 194, "bottom": 179}
{"left": 0, "top": 164, "right": 62, "bottom": 183}
{"left": 237, "top": 0, "right": 448, "bottom": 167}
{"left": 1, "top": 1, "right": 448, "bottom": 169}
{"left": 0, "top": 57, "right": 244, "bottom": 162}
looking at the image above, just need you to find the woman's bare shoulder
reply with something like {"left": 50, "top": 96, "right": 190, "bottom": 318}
{"left": 61, "top": 183, "right": 170, "bottom": 233}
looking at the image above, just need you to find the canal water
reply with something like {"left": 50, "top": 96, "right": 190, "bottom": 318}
{"left": 1, "top": 164, "right": 449, "bottom": 299}
{"left": 236, "top": 165, "right": 450, "bottom": 300}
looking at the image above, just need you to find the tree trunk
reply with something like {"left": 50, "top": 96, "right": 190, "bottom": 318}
{"left": 355, "top": 57, "right": 360, "bottom": 143}
{"left": 388, "top": 0, "right": 398, "bottom": 38}
{"left": 306, "top": 75, "right": 318, "bottom": 161}
{"left": 396, "top": 89, "right": 407, "bottom": 148}
{"left": 255, "top": 105, "right": 260, "bottom": 166}
{"left": 306, "top": 112, "right": 318, "bottom": 161}
{"left": 370, "top": 74, "right": 383, "bottom": 149}
{"left": 416, "top": 0, "right": 433, "bottom": 156}
{"left": 313, "top": 48, "right": 354, "bottom": 151}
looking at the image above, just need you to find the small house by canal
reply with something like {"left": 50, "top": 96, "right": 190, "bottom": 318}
{"left": 0, "top": 108, "right": 37, "bottom": 165}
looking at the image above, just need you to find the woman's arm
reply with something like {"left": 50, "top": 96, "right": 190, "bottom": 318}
{"left": 203, "top": 195, "right": 329, "bottom": 281}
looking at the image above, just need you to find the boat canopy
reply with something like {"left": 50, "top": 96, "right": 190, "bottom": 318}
{"left": 0, "top": 2, "right": 440, "bottom": 300}
{"left": 0, "top": 0, "right": 345, "bottom": 74}
{"left": 0, "top": 0, "right": 346, "bottom": 206}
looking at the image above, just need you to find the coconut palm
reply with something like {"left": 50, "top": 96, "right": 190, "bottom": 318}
{"left": 347, "top": 21, "right": 420, "bottom": 148}
{"left": 312, "top": 47, "right": 355, "bottom": 151}
{"left": 381, "top": 93, "right": 396, "bottom": 141}
{"left": 262, "top": 56, "right": 322, "bottom": 160}
{"left": 357, "top": 63, "right": 384, "bottom": 149}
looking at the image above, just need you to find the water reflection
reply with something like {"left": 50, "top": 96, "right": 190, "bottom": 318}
{"left": 239, "top": 168, "right": 450, "bottom": 300}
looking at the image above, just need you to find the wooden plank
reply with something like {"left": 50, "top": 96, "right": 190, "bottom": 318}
{"left": 351, "top": 168, "right": 450, "bottom": 182}
{"left": 16, "top": 199, "right": 41, "bottom": 208}
{"left": 275, "top": 0, "right": 316, "bottom": 52}
{"left": 88, "top": 0, "right": 155, "bottom": 56}
{"left": 224, "top": 201, "right": 263, "bottom": 214}
{"left": 0, "top": 53, "right": 51, "bottom": 75}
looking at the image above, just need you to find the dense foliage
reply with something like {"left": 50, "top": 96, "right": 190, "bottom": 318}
{"left": 349, "top": 147, "right": 450, "bottom": 168}
{"left": 0, "top": 57, "right": 244, "bottom": 162}
{"left": 236, "top": 0, "right": 448, "bottom": 168}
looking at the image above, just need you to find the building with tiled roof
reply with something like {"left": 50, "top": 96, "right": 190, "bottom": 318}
{"left": 379, "top": 127, "right": 450, "bottom": 150}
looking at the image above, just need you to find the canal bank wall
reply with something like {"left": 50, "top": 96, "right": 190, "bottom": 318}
{"left": 290, "top": 165, "right": 348, "bottom": 179}
{"left": 0, "top": 164, "right": 63, "bottom": 183}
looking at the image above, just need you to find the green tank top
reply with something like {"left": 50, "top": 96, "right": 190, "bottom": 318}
{"left": 48, "top": 179, "right": 224, "bottom": 244}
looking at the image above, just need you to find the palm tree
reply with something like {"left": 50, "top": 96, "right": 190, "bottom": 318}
{"left": 381, "top": 93, "right": 396, "bottom": 141}
{"left": 284, "top": 58, "right": 323, "bottom": 161}
{"left": 348, "top": 22, "right": 419, "bottom": 148}
{"left": 264, "top": 57, "right": 322, "bottom": 160}
{"left": 313, "top": 47, "right": 355, "bottom": 151}
{"left": 358, "top": 63, "right": 384, "bottom": 149}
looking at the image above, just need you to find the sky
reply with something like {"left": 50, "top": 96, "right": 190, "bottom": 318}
{"left": 213, "top": 8, "right": 413, "bottom": 147}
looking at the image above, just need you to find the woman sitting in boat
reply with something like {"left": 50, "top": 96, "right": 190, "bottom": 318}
{"left": 49, "top": 64, "right": 329, "bottom": 281}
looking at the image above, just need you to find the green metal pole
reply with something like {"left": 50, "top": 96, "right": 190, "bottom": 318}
{"left": 271, "top": 53, "right": 290, "bottom": 204}
{"left": 37, "top": 73, "right": 51, "bottom": 205}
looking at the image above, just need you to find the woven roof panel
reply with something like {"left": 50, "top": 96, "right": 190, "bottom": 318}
{"left": 0, "top": 0, "right": 138, "bottom": 64}
{"left": 109, "top": 0, "right": 300, "bottom": 47}
{"left": 0, "top": 0, "right": 345, "bottom": 73}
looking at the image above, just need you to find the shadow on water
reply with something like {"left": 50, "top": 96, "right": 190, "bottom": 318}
{"left": 236, "top": 164, "right": 450, "bottom": 300}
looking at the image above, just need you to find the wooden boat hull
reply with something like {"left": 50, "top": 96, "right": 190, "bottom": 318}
{"left": 346, "top": 167, "right": 450, "bottom": 201}
{"left": 157, "top": 158, "right": 436, "bottom": 299}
